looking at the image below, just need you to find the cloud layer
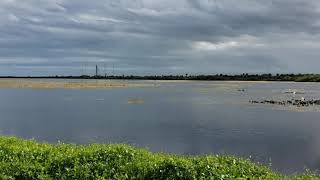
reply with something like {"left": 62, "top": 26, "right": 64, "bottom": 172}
{"left": 1, "top": 0, "right": 320, "bottom": 75}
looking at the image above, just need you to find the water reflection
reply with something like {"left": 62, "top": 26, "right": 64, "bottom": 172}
{"left": 0, "top": 81, "right": 319, "bottom": 174}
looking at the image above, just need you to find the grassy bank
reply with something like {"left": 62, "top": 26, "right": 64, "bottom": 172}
{"left": 0, "top": 136, "right": 317, "bottom": 179}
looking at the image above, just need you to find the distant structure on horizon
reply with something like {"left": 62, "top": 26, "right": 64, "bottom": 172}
{"left": 95, "top": 65, "right": 98, "bottom": 76}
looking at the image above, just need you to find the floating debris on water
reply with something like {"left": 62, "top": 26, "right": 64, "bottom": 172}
{"left": 127, "top": 98, "right": 144, "bottom": 104}
{"left": 283, "top": 90, "right": 305, "bottom": 94}
{"left": 250, "top": 99, "right": 320, "bottom": 107}
{"left": 237, "top": 89, "right": 246, "bottom": 92}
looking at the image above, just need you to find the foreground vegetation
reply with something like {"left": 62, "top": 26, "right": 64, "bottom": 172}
{"left": 0, "top": 136, "right": 318, "bottom": 179}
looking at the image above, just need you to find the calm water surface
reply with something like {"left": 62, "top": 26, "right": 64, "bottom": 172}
{"left": 0, "top": 80, "right": 320, "bottom": 174}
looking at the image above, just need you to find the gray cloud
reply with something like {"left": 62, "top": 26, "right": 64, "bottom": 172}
{"left": 0, "top": 0, "right": 320, "bottom": 76}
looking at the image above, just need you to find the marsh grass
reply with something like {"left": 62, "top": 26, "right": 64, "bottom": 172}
{"left": 0, "top": 136, "right": 318, "bottom": 179}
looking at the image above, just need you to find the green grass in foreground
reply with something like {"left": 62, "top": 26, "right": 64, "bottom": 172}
{"left": 0, "top": 136, "right": 318, "bottom": 180}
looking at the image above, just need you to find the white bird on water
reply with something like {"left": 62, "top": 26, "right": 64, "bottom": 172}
{"left": 301, "top": 97, "right": 305, "bottom": 101}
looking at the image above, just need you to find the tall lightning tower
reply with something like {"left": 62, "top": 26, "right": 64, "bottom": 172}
{"left": 95, "top": 65, "right": 98, "bottom": 77}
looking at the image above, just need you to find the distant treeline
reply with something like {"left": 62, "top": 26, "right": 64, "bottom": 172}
{"left": 1, "top": 74, "right": 320, "bottom": 82}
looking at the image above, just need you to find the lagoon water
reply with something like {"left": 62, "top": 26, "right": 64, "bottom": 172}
{"left": 1, "top": 80, "right": 320, "bottom": 174}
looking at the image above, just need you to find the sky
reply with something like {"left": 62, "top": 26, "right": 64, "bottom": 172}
{"left": 1, "top": 0, "right": 320, "bottom": 76}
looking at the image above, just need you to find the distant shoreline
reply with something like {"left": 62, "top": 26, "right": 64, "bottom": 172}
{"left": 0, "top": 74, "right": 320, "bottom": 82}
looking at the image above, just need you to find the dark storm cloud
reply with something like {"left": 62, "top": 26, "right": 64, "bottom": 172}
{"left": 0, "top": 0, "right": 320, "bottom": 75}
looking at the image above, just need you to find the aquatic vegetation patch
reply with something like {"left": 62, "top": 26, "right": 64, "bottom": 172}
{"left": 0, "top": 136, "right": 318, "bottom": 179}
{"left": 250, "top": 99, "right": 320, "bottom": 107}
{"left": 127, "top": 98, "right": 145, "bottom": 104}
{"left": 0, "top": 79, "right": 154, "bottom": 89}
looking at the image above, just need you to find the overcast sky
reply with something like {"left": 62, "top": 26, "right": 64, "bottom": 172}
{"left": 1, "top": 0, "right": 320, "bottom": 76}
